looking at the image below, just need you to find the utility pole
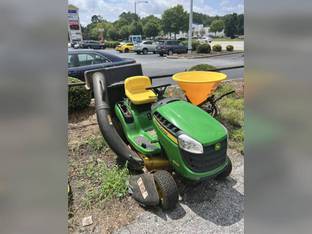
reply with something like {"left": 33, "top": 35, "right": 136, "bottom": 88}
{"left": 188, "top": 0, "right": 193, "bottom": 54}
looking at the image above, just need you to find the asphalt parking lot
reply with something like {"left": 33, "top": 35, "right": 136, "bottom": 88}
{"left": 106, "top": 49, "right": 244, "bottom": 84}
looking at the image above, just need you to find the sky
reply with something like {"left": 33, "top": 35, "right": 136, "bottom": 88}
{"left": 68, "top": 0, "right": 244, "bottom": 26}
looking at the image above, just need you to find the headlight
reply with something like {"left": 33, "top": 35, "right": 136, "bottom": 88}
{"left": 178, "top": 134, "right": 203, "bottom": 154}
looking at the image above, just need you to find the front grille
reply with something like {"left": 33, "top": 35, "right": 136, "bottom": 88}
{"left": 153, "top": 112, "right": 180, "bottom": 136}
{"left": 181, "top": 138, "right": 227, "bottom": 173}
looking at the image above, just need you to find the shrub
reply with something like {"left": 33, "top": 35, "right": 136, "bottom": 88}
{"left": 192, "top": 40, "right": 200, "bottom": 51}
{"left": 197, "top": 43, "right": 211, "bottom": 53}
{"left": 226, "top": 45, "right": 234, "bottom": 51}
{"left": 68, "top": 77, "right": 91, "bottom": 113}
{"left": 180, "top": 40, "right": 200, "bottom": 51}
{"left": 104, "top": 41, "right": 120, "bottom": 48}
{"left": 189, "top": 64, "right": 216, "bottom": 71}
{"left": 212, "top": 44, "right": 222, "bottom": 52}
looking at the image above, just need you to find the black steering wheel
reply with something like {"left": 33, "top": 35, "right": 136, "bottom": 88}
{"left": 146, "top": 83, "right": 171, "bottom": 99}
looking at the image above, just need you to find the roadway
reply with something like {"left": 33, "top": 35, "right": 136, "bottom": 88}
{"left": 107, "top": 49, "right": 244, "bottom": 85}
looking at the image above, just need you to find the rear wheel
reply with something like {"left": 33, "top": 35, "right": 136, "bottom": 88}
{"left": 136, "top": 51, "right": 141, "bottom": 54}
{"left": 159, "top": 53, "right": 164, "bottom": 57}
{"left": 215, "top": 157, "right": 232, "bottom": 180}
{"left": 124, "top": 48, "right": 129, "bottom": 53}
{"left": 154, "top": 170, "right": 178, "bottom": 210}
{"left": 142, "top": 48, "right": 148, "bottom": 55}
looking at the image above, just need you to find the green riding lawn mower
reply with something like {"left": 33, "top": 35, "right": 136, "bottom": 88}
{"left": 85, "top": 63, "right": 233, "bottom": 210}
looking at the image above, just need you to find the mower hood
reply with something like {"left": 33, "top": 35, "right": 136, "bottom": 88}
{"left": 154, "top": 100, "right": 227, "bottom": 145}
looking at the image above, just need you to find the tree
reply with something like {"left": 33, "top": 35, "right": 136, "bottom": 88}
{"left": 237, "top": 14, "right": 244, "bottom": 35}
{"left": 141, "top": 15, "right": 161, "bottom": 26}
{"left": 143, "top": 21, "right": 160, "bottom": 38}
{"left": 129, "top": 21, "right": 143, "bottom": 35}
{"left": 107, "top": 27, "right": 120, "bottom": 40}
{"left": 161, "top": 5, "right": 188, "bottom": 39}
{"left": 193, "top": 12, "right": 214, "bottom": 26}
{"left": 209, "top": 19, "right": 224, "bottom": 36}
{"left": 119, "top": 25, "right": 130, "bottom": 40}
{"left": 224, "top": 13, "right": 238, "bottom": 38}
{"left": 119, "top": 12, "right": 139, "bottom": 23}
{"left": 91, "top": 15, "right": 103, "bottom": 24}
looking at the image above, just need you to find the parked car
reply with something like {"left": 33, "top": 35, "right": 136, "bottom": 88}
{"left": 198, "top": 36, "right": 213, "bottom": 44}
{"left": 68, "top": 49, "right": 135, "bottom": 81}
{"left": 115, "top": 42, "right": 134, "bottom": 53}
{"left": 78, "top": 40, "right": 106, "bottom": 49}
{"left": 155, "top": 40, "right": 188, "bottom": 56}
{"left": 133, "top": 40, "right": 158, "bottom": 54}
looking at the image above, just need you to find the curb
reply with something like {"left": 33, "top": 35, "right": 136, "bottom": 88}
{"left": 166, "top": 51, "right": 244, "bottom": 59}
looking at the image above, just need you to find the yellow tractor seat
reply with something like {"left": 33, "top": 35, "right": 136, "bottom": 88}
{"left": 124, "top": 76, "right": 157, "bottom": 105}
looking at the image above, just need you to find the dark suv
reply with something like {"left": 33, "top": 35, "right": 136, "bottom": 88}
{"left": 79, "top": 40, "right": 106, "bottom": 49}
{"left": 155, "top": 40, "right": 188, "bottom": 56}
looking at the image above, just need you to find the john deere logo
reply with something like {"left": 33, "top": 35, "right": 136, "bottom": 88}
{"left": 215, "top": 143, "right": 221, "bottom": 151}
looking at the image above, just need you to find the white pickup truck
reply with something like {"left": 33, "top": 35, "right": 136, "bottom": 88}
{"left": 133, "top": 40, "right": 158, "bottom": 55}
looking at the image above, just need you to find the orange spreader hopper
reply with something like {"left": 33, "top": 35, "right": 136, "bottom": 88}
{"left": 172, "top": 71, "right": 227, "bottom": 106}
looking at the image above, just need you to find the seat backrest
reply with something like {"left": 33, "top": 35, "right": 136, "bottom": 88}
{"left": 125, "top": 76, "right": 151, "bottom": 94}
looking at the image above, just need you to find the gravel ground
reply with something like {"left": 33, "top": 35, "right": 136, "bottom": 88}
{"left": 114, "top": 151, "right": 244, "bottom": 234}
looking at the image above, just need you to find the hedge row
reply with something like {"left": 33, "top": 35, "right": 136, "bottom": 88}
{"left": 104, "top": 41, "right": 120, "bottom": 48}
{"left": 180, "top": 40, "right": 201, "bottom": 51}
{"left": 195, "top": 44, "right": 235, "bottom": 53}
{"left": 68, "top": 77, "right": 91, "bottom": 113}
{"left": 189, "top": 64, "right": 217, "bottom": 71}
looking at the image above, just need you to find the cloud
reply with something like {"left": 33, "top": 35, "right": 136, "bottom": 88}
{"left": 69, "top": 0, "right": 244, "bottom": 26}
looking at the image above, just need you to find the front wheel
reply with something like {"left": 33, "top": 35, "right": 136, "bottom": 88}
{"left": 215, "top": 157, "right": 232, "bottom": 180}
{"left": 142, "top": 48, "right": 148, "bottom": 55}
{"left": 124, "top": 48, "right": 129, "bottom": 53}
{"left": 154, "top": 170, "right": 178, "bottom": 210}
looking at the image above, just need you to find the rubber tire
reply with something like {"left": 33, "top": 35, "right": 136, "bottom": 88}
{"left": 136, "top": 51, "right": 141, "bottom": 55}
{"left": 142, "top": 48, "right": 148, "bottom": 55}
{"left": 168, "top": 50, "right": 173, "bottom": 56}
{"left": 124, "top": 48, "right": 129, "bottom": 53}
{"left": 159, "top": 53, "right": 164, "bottom": 57}
{"left": 215, "top": 157, "right": 232, "bottom": 180}
{"left": 153, "top": 170, "right": 178, "bottom": 210}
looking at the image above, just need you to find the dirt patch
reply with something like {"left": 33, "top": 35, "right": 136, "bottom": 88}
{"left": 68, "top": 197, "right": 142, "bottom": 234}
{"left": 68, "top": 104, "right": 143, "bottom": 234}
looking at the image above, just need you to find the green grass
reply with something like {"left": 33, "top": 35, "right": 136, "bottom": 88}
{"left": 215, "top": 83, "right": 244, "bottom": 153}
{"left": 78, "top": 159, "right": 129, "bottom": 209}
{"left": 85, "top": 136, "right": 107, "bottom": 152}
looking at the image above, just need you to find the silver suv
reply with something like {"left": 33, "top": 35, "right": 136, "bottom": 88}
{"left": 133, "top": 40, "right": 157, "bottom": 55}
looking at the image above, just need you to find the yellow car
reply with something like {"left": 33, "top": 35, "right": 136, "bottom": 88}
{"left": 115, "top": 42, "right": 134, "bottom": 53}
